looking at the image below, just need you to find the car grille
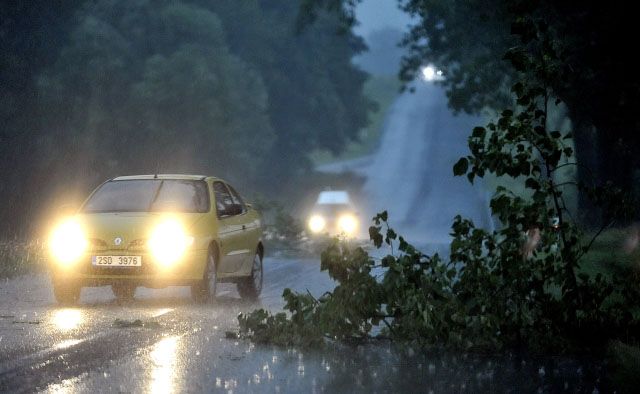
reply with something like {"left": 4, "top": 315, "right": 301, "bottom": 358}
{"left": 87, "top": 238, "right": 148, "bottom": 253}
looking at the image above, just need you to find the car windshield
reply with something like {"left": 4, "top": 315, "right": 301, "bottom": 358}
{"left": 314, "top": 203, "right": 354, "bottom": 216}
{"left": 82, "top": 179, "right": 209, "bottom": 213}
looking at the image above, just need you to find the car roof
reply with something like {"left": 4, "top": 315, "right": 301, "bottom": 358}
{"left": 112, "top": 174, "right": 216, "bottom": 181}
{"left": 316, "top": 190, "right": 351, "bottom": 205}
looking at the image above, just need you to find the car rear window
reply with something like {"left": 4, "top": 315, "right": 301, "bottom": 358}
{"left": 83, "top": 179, "right": 210, "bottom": 213}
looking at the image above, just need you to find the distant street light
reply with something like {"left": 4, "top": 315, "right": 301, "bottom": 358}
{"left": 422, "top": 65, "right": 436, "bottom": 81}
{"left": 421, "top": 65, "right": 444, "bottom": 82}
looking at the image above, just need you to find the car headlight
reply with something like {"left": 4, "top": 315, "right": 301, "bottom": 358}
{"left": 338, "top": 214, "right": 358, "bottom": 235}
{"left": 148, "top": 219, "right": 194, "bottom": 266}
{"left": 49, "top": 218, "right": 88, "bottom": 265}
{"left": 308, "top": 215, "right": 326, "bottom": 234}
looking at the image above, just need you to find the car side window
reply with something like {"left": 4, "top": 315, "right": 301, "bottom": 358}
{"left": 213, "top": 182, "right": 234, "bottom": 217}
{"left": 226, "top": 185, "right": 246, "bottom": 214}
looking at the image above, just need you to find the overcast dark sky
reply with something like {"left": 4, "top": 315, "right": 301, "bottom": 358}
{"left": 354, "top": 0, "right": 413, "bottom": 39}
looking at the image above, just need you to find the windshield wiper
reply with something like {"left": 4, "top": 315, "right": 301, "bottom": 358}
{"left": 147, "top": 180, "right": 165, "bottom": 211}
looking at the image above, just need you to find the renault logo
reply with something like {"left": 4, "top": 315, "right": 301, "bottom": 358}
{"left": 114, "top": 237, "right": 123, "bottom": 246}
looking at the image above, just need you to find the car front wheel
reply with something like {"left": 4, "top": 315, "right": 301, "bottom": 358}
{"left": 52, "top": 280, "right": 81, "bottom": 305}
{"left": 237, "top": 251, "right": 263, "bottom": 300}
{"left": 192, "top": 251, "right": 217, "bottom": 303}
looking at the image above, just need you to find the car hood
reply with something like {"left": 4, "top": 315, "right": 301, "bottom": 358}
{"left": 76, "top": 212, "right": 204, "bottom": 248}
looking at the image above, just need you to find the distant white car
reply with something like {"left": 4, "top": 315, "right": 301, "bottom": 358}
{"left": 307, "top": 190, "right": 359, "bottom": 237}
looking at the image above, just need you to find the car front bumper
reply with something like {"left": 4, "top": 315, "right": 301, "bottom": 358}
{"left": 49, "top": 248, "right": 208, "bottom": 288}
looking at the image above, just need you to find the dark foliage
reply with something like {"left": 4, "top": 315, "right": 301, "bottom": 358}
{"left": 0, "top": 0, "right": 373, "bottom": 237}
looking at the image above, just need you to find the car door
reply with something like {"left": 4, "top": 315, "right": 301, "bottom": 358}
{"left": 212, "top": 182, "right": 249, "bottom": 273}
{"left": 226, "top": 184, "right": 261, "bottom": 273}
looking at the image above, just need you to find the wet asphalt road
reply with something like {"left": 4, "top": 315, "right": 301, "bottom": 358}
{"left": 320, "top": 83, "right": 492, "bottom": 243}
{"left": 1, "top": 260, "right": 590, "bottom": 393}
{"left": 0, "top": 84, "right": 505, "bottom": 393}
{"left": 0, "top": 258, "right": 342, "bottom": 393}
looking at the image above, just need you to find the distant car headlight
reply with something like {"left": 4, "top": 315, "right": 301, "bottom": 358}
{"left": 148, "top": 219, "right": 194, "bottom": 266}
{"left": 338, "top": 214, "right": 358, "bottom": 235}
{"left": 308, "top": 215, "right": 326, "bottom": 234}
{"left": 49, "top": 218, "right": 88, "bottom": 265}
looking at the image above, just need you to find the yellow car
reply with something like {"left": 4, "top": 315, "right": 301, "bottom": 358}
{"left": 48, "top": 174, "right": 264, "bottom": 304}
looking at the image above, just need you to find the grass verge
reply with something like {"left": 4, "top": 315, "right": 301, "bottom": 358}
{"left": 0, "top": 240, "right": 46, "bottom": 279}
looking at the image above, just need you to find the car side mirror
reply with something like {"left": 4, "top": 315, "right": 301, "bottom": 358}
{"left": 222, "top": 203, "right": 243, "bottom": 216}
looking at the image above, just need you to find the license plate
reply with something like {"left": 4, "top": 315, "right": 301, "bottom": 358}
{"left": 92, "top": 255, "right": 142, "bottom": 267}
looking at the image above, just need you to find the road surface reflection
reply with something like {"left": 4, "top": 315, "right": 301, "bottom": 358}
{"left": 52, "top": 308, "right": 83, "bottom": 331}
{"left": 149, "top": 335, "right": 181, "bottom": 394}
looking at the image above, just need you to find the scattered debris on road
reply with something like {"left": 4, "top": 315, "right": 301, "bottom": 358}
{"left": 112, "top": 319, "right": 161, "bottom": 329}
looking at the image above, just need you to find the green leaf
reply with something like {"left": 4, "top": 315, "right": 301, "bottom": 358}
{"left": 369, "top": 226, "right": 383, "bottom": 248}
{"left": 525, "top": 178, "right": 540, "bottom": 190}
{"left": 453, "top": 157, "right": 469, "bottom": 176}
{"left": 467, "top": 172, "right": 476, "bottom": 184}
{"left": 471, "top": 126, "right": 486, "bottom": 138}
{"left": 563, "top": 147, "right": 573, "bottom": 157}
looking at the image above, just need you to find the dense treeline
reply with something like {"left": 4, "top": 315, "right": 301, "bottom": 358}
{"left": 398, "top": 0, "right": 640, "bottom": 224}
{"left": 304, "top": 0, "right": 640, "bottom": 224}
{"left": 0, "top": 1, "right": 373, "bottom": 237}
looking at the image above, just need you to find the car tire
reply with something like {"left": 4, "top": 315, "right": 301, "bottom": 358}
{"left": 192, "top": 250, "right": 217, "bottom": 304}
{"left": 237, "top": 251, "right": 263, "bottom": 300}
{"left": 52, "top": 280, "right": 81, "bottom": 305}
{"left": 112, "top": 284, "right": 136, "bottom": 303}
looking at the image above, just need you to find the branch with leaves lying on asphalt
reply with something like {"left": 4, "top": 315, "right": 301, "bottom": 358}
{"left": 236, "top": 22, "right": 640, "bottom": 352}
{"left": 237, "top": 204, "right": 640, "bottom": 353}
